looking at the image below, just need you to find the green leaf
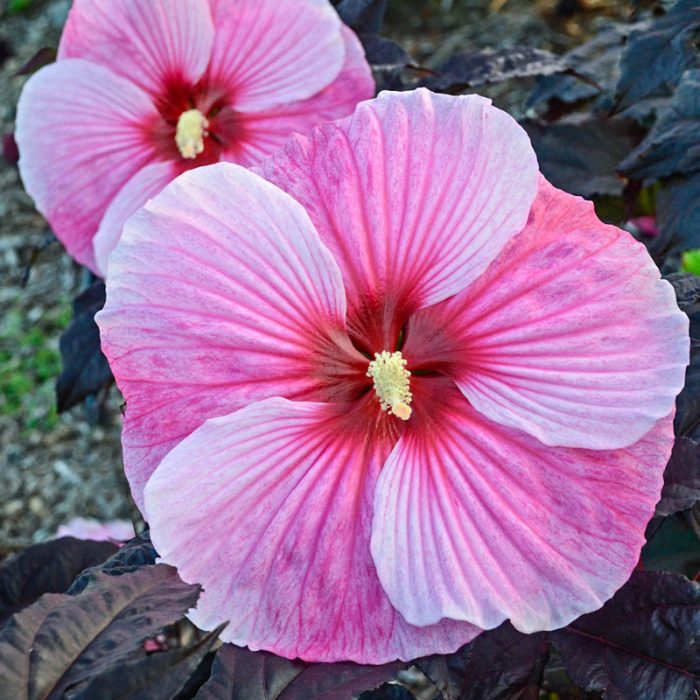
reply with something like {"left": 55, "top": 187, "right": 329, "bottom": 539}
{"left": 682, "top": 249, "right": 700, "bottom": 276}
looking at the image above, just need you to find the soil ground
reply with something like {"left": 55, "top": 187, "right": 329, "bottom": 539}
{"left": 0, "top": 0, "right": 632, "bottom": 552}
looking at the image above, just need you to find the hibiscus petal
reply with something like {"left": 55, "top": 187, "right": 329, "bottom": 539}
{"left": 371, "top": 380, "right": 673, "bottom": 632}
{"left": 145, "top": 397, "right": 480, "bottom": 663}
{"left": 93, "top": 160, "right": 181, "bottom": 277}
{"left": 206, "top": 0, "right": 345, "bottom": 112}
{"left": 97, "top": 163, "right": 348, "bottom": 510}
{"left": 404, "top": 178, "right": 689, "bottom": 449}
{"left": 258, "top": 88, "right": 538, "bottom": 348}
{"left": 231, "top": 26, "right": 374, "bottom": 167}
{"left": 15, "top": 59, "right": 157, "bottom": 273}
{"left": 58, "top": 0, "right": 214, "bottom": 98}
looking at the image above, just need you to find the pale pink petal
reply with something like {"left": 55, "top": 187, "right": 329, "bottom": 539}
{"left": 97, "top": 163, "right": 349, "bottom": 510}
{"left": 55, "top": 517, "right": 135, "bottom": 543}
{"left": 371, "top": 380, "right": 673, "bottom": 633}
{"left": 145, "top": 397, "right": 480, "bottom": 663}
{"left": 230, "top": 26, "right": 374, "bottom": 167}
{"left": 404, "top": 178, "right": 689, "bottom": 449}
{"left": 206, "top": 0, "right": 344, "bottom": 112}
{"left": 15, "top": 59, "right": 157, "bottom": 273}
{"left": 93, "top": 160, "right": 181, "bottom": 277}
{"left": 258, "top": 89, "right": 538, "bottom": 347}
{"left": 58, "top": 0, "right": 214, "bottom": 98}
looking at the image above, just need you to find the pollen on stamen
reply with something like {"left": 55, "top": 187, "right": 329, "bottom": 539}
{"left": 175, "top": 109, "right": 209, "bottom": 160}
{"left": 367, "top": 350, "right": 413, "bottom": 421}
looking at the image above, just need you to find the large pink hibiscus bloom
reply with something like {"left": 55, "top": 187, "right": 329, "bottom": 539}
{"left": 15, "top": 0, "right": 373, "bottom": 277}
{"left": 97, "top": 89, "right": 689, "bottom": 663}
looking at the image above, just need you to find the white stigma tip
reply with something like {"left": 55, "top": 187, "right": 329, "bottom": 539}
{"left": 367, "top": 350, "right": 413, "bottom": 421}
{"left": 175, "top": 109, "right": 209, "bottom": 160}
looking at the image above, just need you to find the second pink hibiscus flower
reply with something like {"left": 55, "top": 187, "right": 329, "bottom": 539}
{"left": 15, "top": 0, "right": 374, "bottom": 276}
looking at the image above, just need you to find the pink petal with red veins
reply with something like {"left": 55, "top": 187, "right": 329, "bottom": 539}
{"left": 145, "top": 397, "right": 480, "bottom": 663}
{"left": 206, "top": 0, "right": 344, "bottom": 112}
{"left": 371, "top": 380, "right": 673, "bottom": 633}
{"left": 58, "top": 0, "right": 214, "bottom": 98}
{"left": 404, "top": 178, "right": 689, "bottom": 449}
{"left": 15, "top": 59, "right": 157, "bottom": 273}
{"left": 93, "top": 160, "right": 182, "bottom": 277}
{"left": 231, "top": 26, "right": 374, "bottom": 167}
{"left": 258, "top": 89, "right": 538, "bottom": 348}
{"left": 97, "top": 163, "right": 349, "bottom": 510}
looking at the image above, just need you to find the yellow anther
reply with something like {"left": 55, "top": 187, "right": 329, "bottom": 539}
{"left": 367, "top": 350, "right": 412, "bottom": 421}
{"left": 175, "top": 109, "right": 209, "bottom": 159}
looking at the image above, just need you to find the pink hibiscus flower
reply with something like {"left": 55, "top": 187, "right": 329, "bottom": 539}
{"left": 97, "top": 89, "right": 689, "bottom": 664}
{"left": 15, "top": 0, "right": 373, "bottom": 277}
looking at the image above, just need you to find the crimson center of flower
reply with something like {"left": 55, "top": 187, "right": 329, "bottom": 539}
{"left": 175, "top": 108, "right": 209, "bottom": 160}
{"left": 366, "top": 350, "right": 413, "bottom": 421}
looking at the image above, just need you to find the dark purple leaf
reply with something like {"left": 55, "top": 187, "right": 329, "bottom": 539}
{"left": 25, "top": 566, "right": 200, "bottom": 700}
{"left": 619, "top": 69, "right": 700, "bottom": 180}
{"left": 689, "top": 502, "right": 700, "bottom": 540}
{"left": 666, "top": 271, "right": 700, "bottom": 334}
{"left": 0, "top": 538, "right": 117, "bottom": 627}
{"left": 642, "top": 514, "right": 700, "bottom": 578}
{"left": 174, "top": 645, "right": 217, "bottom": 700}
{"left": 335, "top": 0, "right": 387, "bottom": 34}
{"left": 540, "top": 651, "right": 593, "bottom": 700}
{"left": 414, "top": 646, "right": 472, "bottom": 700}
{"left": 13, "top": 47, "right": 56, "bottom": 77}
{"left": 675, "top": 341, "right": 700, "bottom": 440}
{"left": 654, "top": 174, "right": 700, "bottom": 257}
{"left": 0, "top": 595, "right": 64, "bottom": 698}
{"left": 667, "top": 272, "right": 700, "bottom": 322}
{"left": 359, "top": 34, "right": 410, "bottom": 69}
{"left": 56, "top": 281, "right": 113, "bottom": 413}
{"left": 657, "top": 437, "right": 700, "bottom": 516}
{"left": 418, "top": 624, "right": 548, "bottom": 700}
{"left": 423, "top": 48, "right": 565, "bottom": 92}
{"left": 70, "top": 624, "right": 224, "bottom": 700}
{"left": 69, "top": 532, "right": 157, "bottom": 595}
{"left": 613, "top": 1, "right": 700, "bottom": 117}
{"left": 357, "top": 684, "right": 413, "bottom": 700}
{"left": 522, "top": 117, "right": 642, "bottom": 197}
{"left": 372, "top": 65, "right": 414, "bottom": 92}
{"left": 529, "top": 23, "right": 633, "bottom": 111}
{"left": 552, "top": 571, "right": 700, "bottom": 699}
{"left": 358, "top": 34, "right": 413, "bottom": 91}
{"left": 194, "top": 644, "right": 404, "bottom": 700}
{"left": 665, "top": 276, "right": 700, "bottom": 459}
